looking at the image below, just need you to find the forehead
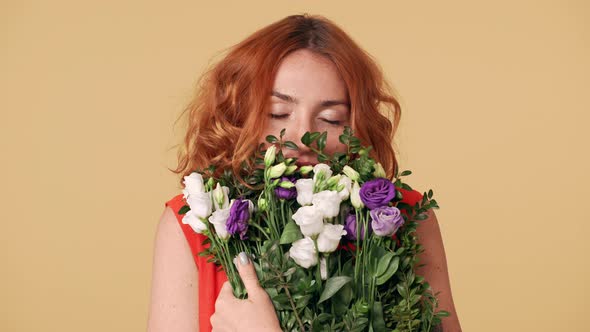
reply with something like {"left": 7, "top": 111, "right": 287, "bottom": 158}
{"left": 272, "top": 49, "right": 348, "bottom": 101}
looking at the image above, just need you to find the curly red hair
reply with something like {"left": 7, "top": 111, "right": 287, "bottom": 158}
{"left": 171, "top": 13, "right": 402, "bottom": 187}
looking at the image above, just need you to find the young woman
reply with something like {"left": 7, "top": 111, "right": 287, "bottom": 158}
{"left": 147, "top": 14, "right": 462, "bottom": 332}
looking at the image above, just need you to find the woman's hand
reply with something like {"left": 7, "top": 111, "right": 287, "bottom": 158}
{"left": 210, "top": 252, "right": 281, "bottom": 332}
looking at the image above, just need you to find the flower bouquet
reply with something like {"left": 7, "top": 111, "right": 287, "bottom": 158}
{"left": 178, "top": 127, "right": 449, "bottom": 331}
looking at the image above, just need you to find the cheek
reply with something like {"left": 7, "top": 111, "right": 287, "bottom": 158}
{"left": 325, "top": 132, "right": 347, "bottom": 155}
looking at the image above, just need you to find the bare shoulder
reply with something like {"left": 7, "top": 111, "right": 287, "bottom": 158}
{"left": 147, "top": 206, "right": 199, "bottom": 332}
{"left": 415, "top": 208, "right": 463, "bottom": 332}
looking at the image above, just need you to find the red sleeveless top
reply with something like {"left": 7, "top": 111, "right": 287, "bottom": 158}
{"left": 165, "top": 187, "right": 424, "bottom": 332}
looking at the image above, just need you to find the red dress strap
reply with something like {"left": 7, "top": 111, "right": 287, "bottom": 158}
{"left": 164, "top": 187, "right": 423, "bottom": 332}
{"left": 165, "top": 194, "right": 227, "bottom": 332}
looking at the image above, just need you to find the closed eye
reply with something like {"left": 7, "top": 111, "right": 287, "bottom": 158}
{"left": 270, "top": 113, "right": 289, "bottom": 119}
{"left": 322, "top": 119, "right": 342, "bottom": 126}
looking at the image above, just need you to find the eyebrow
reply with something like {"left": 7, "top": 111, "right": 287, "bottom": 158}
{"left": 271, "top": 90, "right": 351, "bottom": 108}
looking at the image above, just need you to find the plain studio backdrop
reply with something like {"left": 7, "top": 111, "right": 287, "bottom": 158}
{"left": 1, "top": 1, "right": 588, "bottom": 331}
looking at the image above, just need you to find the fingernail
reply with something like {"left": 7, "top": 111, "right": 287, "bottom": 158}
{"left": 238, "top": 252, "right": 249, "bottom": 265}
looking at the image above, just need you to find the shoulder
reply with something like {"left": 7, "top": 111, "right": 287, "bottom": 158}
{"left": 147, "top": 200, "right": 199, "bottom": 331}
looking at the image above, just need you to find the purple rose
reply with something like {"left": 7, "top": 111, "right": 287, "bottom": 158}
{"left": 344, "top": 214, "right": 366, "bottom": 240}
{"left": 359, "top": 178, "right": 396, "bottom": 209}
{"left": 226, "top": 199, "right": 251, "bottom": 240}
{"left": 275, "top": 176, "right": 297, "bottom": 200}
{"left": 370, "top": 206, "right": 404, "bottom": 237}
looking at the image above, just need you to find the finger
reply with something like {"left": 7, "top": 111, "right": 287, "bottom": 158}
{"left": 216, "top": 281, "right": 235, "bottom": 303}
{"left": 234, "top": 252, "right": 262, "bottom": 298}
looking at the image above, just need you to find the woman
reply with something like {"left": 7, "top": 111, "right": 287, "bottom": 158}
{"left": 147, "top": 14, "right": 462, "bottom": 332}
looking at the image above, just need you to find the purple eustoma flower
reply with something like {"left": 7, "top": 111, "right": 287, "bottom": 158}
{"left": 275, "top": 176, "right": 297, "bottom": 200}
{"left": 359, "top": 178, "right": 396, "bottom": 209}
{"left": 226, "top": 199, "right": 251, "bottom": 240}
{"left": 369, "top": 206, "right": 404, "bottom": 237}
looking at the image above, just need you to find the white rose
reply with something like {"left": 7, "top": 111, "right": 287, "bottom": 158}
{"left": 320, "top": 257, "right": 328, "bottom": 280}
{"left": 350, "top": 181, "right": 364, "bottom": 209}
{"left": 295, "top": 178, "right": 314, "bottom": 206}
{"left": 181, "top": 209, "right": 207, "bottom": 234}
{"left": 292, "top": 205, "right": 324, "bottom": 237}
{"left": 312, "top": 190, "right": 342, "bottom": 219}
{"left": 317, "top": 223, "right": 347, "bottom": 253}
{"left": 208, "top": 206, "right": 231, "bottom": 240}
{"left": 313, "top": 163, "right": 333, "bottom": 183}
{"left": 186, "top": 191, "right": 213, "bottom": 219}
{"left": 183, "top": 172, "right": 206, "bottom": 197}
{"left": 337, "top": 175, "right": 352, "bottom": 201}
{"left": 212, "top": 183, "right": 230, "bottom": 211}
{"left": 289, "top": 237, "right": 318, "bottom": 268}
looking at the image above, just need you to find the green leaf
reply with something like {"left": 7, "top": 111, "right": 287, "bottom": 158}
{"left": 428, "top": 189, "right": 433, "bottom": 199}
{"left": 400, "top": 170, "right": 412, "bottom": 176}
{"left": 376, "top": 256, "right": 400, "bottom": 285}
{"left": 178, "top": 205, "right": 190, "bottom": 215}
{"left": 283, "top": 141, "right": 299, "bottom": 150}
{"left": 415, "top": 213, "right": 429, "bottom": 221}
{"left": 371, "top": 301, "right": 386, "bottom": 332}
{"left": 280, "top": 128, "right": 286, "bottom": 138}
{"left": 317, "top": 131, "right": 327, "bottom": 151}
{"left": 309, "top": 132, "right": 321, "bottom": 142}
{"left": 301, "top": 132, "right": 311, "bottom": 145}
{"left": 279, "top": 220, "right": 303, "bottom": 244}
{"left": 318, "top": 276, "right": 352, "bottom": 304}
{"left": 375, "top": 252, "right": 395, "bottom": 277}
{"left": 266, "top": 135, "right": 278, "bottom": 143}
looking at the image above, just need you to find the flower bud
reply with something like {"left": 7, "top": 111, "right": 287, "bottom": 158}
{"left": 279, "top": 181, "right": 295, "bottom": 189}
{"left": 373, "top": 162, "right": 386, "bottom": 178}
{"left": 205, "top": 177, "right": 215, "bottom": 191}
{"left": 257, "top": 197, "right": 268, "bottom": 212}
{"left": 264, "top": 145, "right": 276, "bottom": 167}
{"left": 320, "top": 257, "right": 328, "bottom": 280}
{"left": 268, "top": 162, "right": 287, "bottom": 178}
{"left": 213, "top": 183, "right": 225, "bottom": 207}
{"left": 299, "top": 165, "right": 313, "bottom": 175}
{"left": 351, "top": 181, "right": 364, "bottom": 209}
{"left": 342, "top": 165, "right": 360, "bottom": 182}
{"left": 284, "top": 165, "right": 297, "bottom": 175}
{"left": 326, "top": 174, "right": 342, "bottom": 188}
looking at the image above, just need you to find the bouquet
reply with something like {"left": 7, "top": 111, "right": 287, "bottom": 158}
{"left": 178, "top": 127, "right": 449, "bottom": 331}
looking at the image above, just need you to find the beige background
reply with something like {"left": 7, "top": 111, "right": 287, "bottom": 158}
{"left": 1, "top": 0, "right": 588, "bottom": 331}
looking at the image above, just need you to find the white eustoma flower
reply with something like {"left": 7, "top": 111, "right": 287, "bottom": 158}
{"left": 183, "top": 172, "right": 206, "bottom": 197}
{"left": 337, "top": 175, "right": 352, "bottom": 201}
{"left": 317, "top": 223, "right": 347, "bottom": 253}
{"left": 295, "top": 178, "right": 314, "bottom": 206}
{"left": 212, "top": 182, "right": 230, "bottom": 211}
{"left": 313, "top": 163, "right": 332, "bottom": 183}
{"left": 350, "top": 181, "right": 364, "bottom": 209}
{"left": 292, "top": 205, "right": 324, "bottom": 237}
{"left": 186, "top": 191, "right": 213, "bottom": 219}
{"left": 311, "top": 190, "right": 341, "bottom": 219}
{"left": 181, "top": 209, "right": 207, "bottom": 234}
{"left": 320, "top": 257, "right": 328, "bottom": 280}
{"left": 208, "top": 205, "right": 231, "bottom": 240}
{"left": 289, "top": 237, "right": 318, "bottom": 268}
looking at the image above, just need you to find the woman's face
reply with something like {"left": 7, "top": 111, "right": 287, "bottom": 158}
{"left": 260, "top": 49, "right": 351, "bottom": 166}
